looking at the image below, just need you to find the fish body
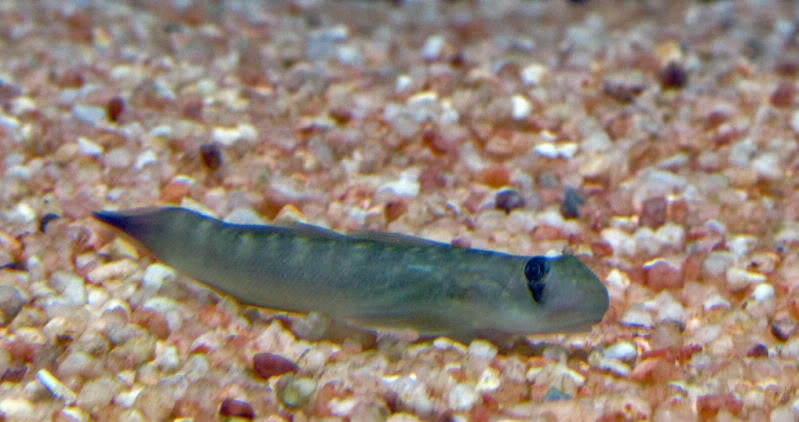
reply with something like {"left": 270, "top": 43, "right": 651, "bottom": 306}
{"left": 94, "top": 206, "right": 609, "bottom": 341}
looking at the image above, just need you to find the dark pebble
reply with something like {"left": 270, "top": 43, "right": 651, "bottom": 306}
{"left": 106, "top": 96, "right": 125, "bottom": 122}
{"left": 39, "top": 213, "right": 60, "bottom": 233}
{"left": 560, "top": 187, "right": 585, "bottom": 219}
{"left": 219, "top": 398, "right": 255, "bottom": 419}
{"left": 660, "top": 61, "right": 688, "bottom": 89}
{"left": 200, "top": 143, "right": 222, "bottom": 170}
{"left": 495, "top": 189, "right": 525, "bottom": 213}
{"left": 770, "top": 318, "right": 798, "bottom": 342}
{"left": 746, "top": 343, "right": 769, "bottom": 358}
{"left": 253, "top": 352, "right": 298, "bottom": 379}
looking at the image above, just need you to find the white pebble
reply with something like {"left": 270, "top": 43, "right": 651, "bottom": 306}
{"left": 72, "top": 104, "right": 106, "bottom": 125}
{"left": 142, "top": 264, "right": 176, "bottom": 291}
{"left": 225, "top": 208, "right": 267, "bottom": 225}
{"left": 657, "top": 300, "right": 686, "bottom": 325}
{"left": 752, "top": 152, "right": 783, "bottom": 181}
{"left": 475, "top": 367, "right": 501, "bottom": 392}
{"left": 422, "top": 34, "right": 445, "bottom": 60}
{"left": 59, "top": 407, "right": 88, "bottom": 422}
{"left": 154, "top": 344, "right": 180, "bottom": 372}
{"left": 620, "top": 305, "right": 654, "bottom": 329}
{"left": 726, "top": 267, "right": 767, "bottom": 291}
{"left": 597, "top": 357, "right": 631, "bottom": 377}
{"left": 448, "top": 383, "right": 479, "bottom": 411}
{"left": 752, "top": 283, "right": 775, "bottom": 302}
{"left": 212, "top": 126, "right": 243, "bottom": 146}
{"left": 377, "top": 170, "right": 420, "bottom": 198}
{"left": 134, "top": 150, "right": 158, "bottom": 170}
{"left": 113, "top": 387, "right": 142, "bottom": 408}
{"left": 521, "top": 63, "right": 548, "bottom": 85}
{"left": 50, "top": 271, "right": 86, "bottom": 306}
{"left": 511, "top": 94, "right": 532, "bottom": 120}
{"left": 727, "top": 235, "right": 758, "bottom": 258}
{"left": 703, "top": 294, "right": 731, "bottom": 311}
{"left": 603, "top": 341, "right": 637, "bottom": 362}
{"left": 6, "top": 202, "right": 36, "bottom": 224}
{"left": 395, "top": 74, "right": 412, "bottom": 93}
{"left": 655, "top": 223, "right": 685, "bottom": 249}
{"left": 10, "top": 96, "right": 36, "bottom": 115}
{"left": 37, "top": 369, "right": 77, "bottom": 405}
{"left": 606, "top": 269, "right": 631, "bottom": 291}
{"left": 0, "top": 398, "right": 34, "bottom": 418}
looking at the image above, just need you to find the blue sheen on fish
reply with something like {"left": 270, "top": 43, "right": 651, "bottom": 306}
{"left": 93, "top": 206, "right": 609, "bottom": 341}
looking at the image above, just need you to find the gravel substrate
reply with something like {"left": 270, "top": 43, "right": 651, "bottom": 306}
{"left": 2, "top": 0, "right": 799, "bottom": 420}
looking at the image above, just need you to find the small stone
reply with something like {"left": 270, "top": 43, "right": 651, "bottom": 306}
{"left": 87, "top": 260, "right": 138, "bottom": 284}
{"left": 696, "top": 393, "right": 743, "bottom": 419}
{"left": 141, "top": 264, "right": 175, "bottom": 291}
{"left": 134, "top": 150, "right": 157, "bottom": 170}
{"left": 726, "top": 267, "right": 767, "bottom": 291}
{"left": 495, "top": 189, "right": 525, "bottom": 213}
{"left": 50, "top": 271, "right": 85, "bottom": 306}
{"left": 475, "top": 367, "right": 500, "bottom": 393}
{"left": 72, "top": 104, "right": 107, "bottom": 125}
{"left": 771, "top": 318, "right": 798, "bottom": 342}
{"left": 521, "top": 63, "right": 547, "bottom": 86}
{"left": 377, "top": 170, "right": 420, "bottom": 198}
{"left": 660, "top": 61, "right": 688, "bottom": 89}
{"left": 219, "top": 398, "right": 255, "bottom": 419}
{"left": 511, "top": 94, "right": 532, "bottom": 120}
{"left": 752, "top": 283, "right": 775, "bottom": 302}
{"left": 560, "top": 187, "right": 584, "bottom": 218}
{"left": 277, "top": 376, "right": 316, "bottom": 409}
{"left": 0, "top": 398, "right": 34, "bottom": 419}
{"left": 644, "top": 258, "right": 684, "bottom": 290}
{"left": 479, "top": 165, "right": 510, "bottom": 187}
{"left": 0, "top": 285, "right": 25, "bottom": 325}
{"left": 253, "top": 352, "right": 298, "bottom": 379}
{"left": 751, "top": 152, "right": 783, "bottom": 181}
{"left": 703, "top": 251, "right": 734, "bottom": 279}
{"left": 448, "top": 382, "right": 479, "bottom": 411}
{"left": 76, "top": 136, "right": 103, "bottom": 157}
{"left": 37, "top": 369, "right": 77, "bottom": 405}
{"left": 200, "top": 143, "right": 222, "bottom": 170}
{"left": 154, "top": 344, "right": 180, "bottom": 372}
{"left": 603, "top": 341, "right": 637, "bottom": 363}
{"left": 104, "top": 147, "right": 132, "bottom": 168}
{"left": 106, "top": 96, "right": 125, "bottom": 122}
{"left": 421, "top": 34, "right": 445, "bottom": 60}
{"left": 640, "top": 196, "right": 667, "bottom": 228}
{"left": 620, "top": 304, "right": 654, "bottom": 329}
{"left": 212, "top": 126, "right": 243, "bottom": 146}
{"left": 746, "top": 343, "right": 769, "bottom": 357}
{"left": 57, "top": 351, "right": 98, "bottom": 379}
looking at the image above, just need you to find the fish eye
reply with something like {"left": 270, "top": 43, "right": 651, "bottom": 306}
{"left": 525, "top": 257, "right": 549, "bottom": 303}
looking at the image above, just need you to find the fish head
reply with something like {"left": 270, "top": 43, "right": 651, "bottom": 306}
{"left": 505, "top": 254, "right": 609, "bottom": 334}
